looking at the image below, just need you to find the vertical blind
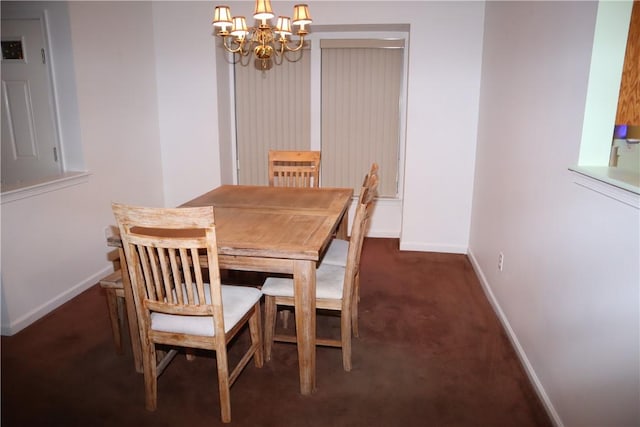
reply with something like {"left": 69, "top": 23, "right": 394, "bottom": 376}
{"left": 234, "top": 53, "right": 311, "bottom": 185}
{"left": 233, "top": 39, "right": 404, "bottom": 196}
{"left": 320, "top": 39, "right": 404, "bottom": 197}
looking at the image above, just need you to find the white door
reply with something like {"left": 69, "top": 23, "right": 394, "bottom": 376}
{"left": 1, "top": 17, "right": 60, "bottom": 187}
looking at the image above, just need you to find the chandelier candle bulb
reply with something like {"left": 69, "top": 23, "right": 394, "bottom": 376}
{"left": 254, "top": 0, "right": 274, "bottom": 21}
{"left": 230, "top": 16, "right": 249, "bottom": 38}
{"left": 212, "top": 0, "right": 312, "bottom": 70}
{"left": 293, "top": 4, "right": 312, "bottom": 34}
{"left": 276, "top": 17, "right": 292, "bottom": 37}
{"left": 213, "top": 6, "right": 232, "bottom": 35}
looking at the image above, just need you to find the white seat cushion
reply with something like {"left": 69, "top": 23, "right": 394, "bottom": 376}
{"left": 150, "top": 284, "right": 262, "bottom": 337}
{"left": 262, "top": 263, "right": 346, "bottom": 300}
{"left": 321, "top": 238, "right": 348, "bottom": 267}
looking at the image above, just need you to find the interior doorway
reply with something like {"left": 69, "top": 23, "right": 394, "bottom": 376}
{"left": 1, "top": 16, "right": 61, "bottom": 187}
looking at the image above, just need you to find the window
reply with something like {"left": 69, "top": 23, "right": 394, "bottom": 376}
{"left": 609, "top": 0, "right": 639, "bottom": 174}
{"left": 573, "top": 0, "right": 639, "bottom": 201}
{"left": 232, "top": 28, "right": 408, "bottom": 198}
{"left": 234, "top": 50, "right": 311, "bottom": 186}
{"left": 578, "top": 2, "right": 636, "bottom": 172}
{"left": 320, "top": 38, "right": 403, "bottom": 197}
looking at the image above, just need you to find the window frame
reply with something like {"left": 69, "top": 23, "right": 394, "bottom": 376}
{"left": 308, "top": 28, "right": 409, "bottom": 200}
{"left": 226, "top": 26, "right": 410, "bottom": 200}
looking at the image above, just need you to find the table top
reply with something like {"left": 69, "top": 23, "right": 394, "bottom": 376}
{"left": 180, "top": 185, "right": 353, "bottom": 261}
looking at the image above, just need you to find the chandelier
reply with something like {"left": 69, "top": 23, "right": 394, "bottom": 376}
{"left": 212, "top": 1, "right": 312, "bottom": 70}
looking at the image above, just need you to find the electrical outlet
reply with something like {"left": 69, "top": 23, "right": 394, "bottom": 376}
{"left": 498, "top": 252, "right": 504, "bottom": 271}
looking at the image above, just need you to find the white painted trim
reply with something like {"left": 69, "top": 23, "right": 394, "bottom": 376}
{"left": 1, "top": 171, "right": 90, "bottom": 204}
{"left": 368, "top": 230, "right": 400, "bottom": 238}
{"left": 467, "top": 249, "right": 564, "bottom": 427}
{"left": 570, "top": 167, "right": 640, "bottom": 209}
{"left": 399, "top": 241, "right": 467, "bottom": 254}
{"left": 1, "top": 265, "right": 112, "bottom": 336}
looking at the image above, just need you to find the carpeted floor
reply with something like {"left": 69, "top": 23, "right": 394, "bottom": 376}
{"left": 1, "top": 238, "right": 553, "bottom": 427}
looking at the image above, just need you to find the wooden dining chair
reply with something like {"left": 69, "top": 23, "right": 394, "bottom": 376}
{"left": 262, "top": 175, "right": 378, "bottom": 372}
{"left": 267, "top": 149, "right": 321, "bottom": 328}
{"left": 112, "top": 203, "right": 263, "bottom": 424}
{"left": 268, "top": 150, "right": 321, "bottom": 187}
{"left": 320, "top": 163, "right": 378, "bottom": 337}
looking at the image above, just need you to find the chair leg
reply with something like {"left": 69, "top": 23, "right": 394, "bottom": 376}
{"left": 280, "top": 309, "right": 291, "bottom": 329}
{"left": 215, "top": 346, "right": 232, "bottom": 423}
{"left": 352, "top": 273, "right": 360, "bottom": 337}
{"left": 341, "top": 311, "right": 352, "bottom": 372}
{"left": 264, "top": 296, "right": 277, "bottom": 361}
{"left": 143, "top": 342, "right": 158, "bottom": 411}
{"left": 249, "top": 303, "right": 264, "bottom": 368}
{"left": 351, "top": 297, "right": 359, "bottom": 339}
{"left": 104, "top": 289, "right": 123, "bottom": 354}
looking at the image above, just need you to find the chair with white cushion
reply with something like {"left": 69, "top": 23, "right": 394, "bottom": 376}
{"left": 320, "top": 163, "right": 378, "bottom": 336}
{"left": 268, "top": 150, "right": 321, "bottom": 328}
{"left": 262, "top": 175, "right": 378, "bottom": 372}
{"left": 112, "top": 203, "right": 263, "bottom": 424}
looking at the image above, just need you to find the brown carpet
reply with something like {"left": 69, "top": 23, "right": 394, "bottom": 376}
{"left": 1, "top": 238, "right": 552, "bottom": 427}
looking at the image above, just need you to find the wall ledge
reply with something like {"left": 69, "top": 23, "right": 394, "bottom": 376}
{"left": 1, "top": 171, "right": 90, "bottom": 204}
{"left": 569, "top": 166, "right": 640, "bottom": 209}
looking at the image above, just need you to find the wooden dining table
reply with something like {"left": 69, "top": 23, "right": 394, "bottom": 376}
{"left": 110, "top": 184, "right": 353, "bottom": 395}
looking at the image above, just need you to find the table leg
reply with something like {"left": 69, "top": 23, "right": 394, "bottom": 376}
{"left": 336, "top": 209, "right": 349, "bottom": 240}
{"left": 293, "top": 259, "right": 316, "bottom": 395}
{"left": 118, "top": 248, "right": 143, "bottom": 373}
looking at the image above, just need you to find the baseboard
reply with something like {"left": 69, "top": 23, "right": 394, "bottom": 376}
{"left": 466, "top": 249, "right": 564, "bottom": 427}
{"left": 1, "top": 266, "right": 113, "bottom": 336}
{"left": 399, "top": 240, "right": 467, "bottom": 254}
{"left": 367, "top": 230, "right": 400, "bottom": 238}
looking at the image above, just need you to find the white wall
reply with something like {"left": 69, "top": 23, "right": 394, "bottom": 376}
{"left": 1, "top": 1, "right": 165, "bottom": 334}
{"left": 152, "top": 2, "right": 223, "bottom": 207}
{"left": 209, "top": 1, "right": 485, "bottom": 248}
{"left": 399, "top": 1, "right": 484, "bottom": 253}
{"left": 9, "top": 2, "right": 637, "bottom": 426}
{"left": 470, "top": 2, "right": 640, "bottom": 426}
{"left": 0, "top": 0, "right": 485, "bottom": 328}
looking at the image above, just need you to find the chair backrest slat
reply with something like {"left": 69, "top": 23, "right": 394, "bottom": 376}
{"left": 268, "top": 150, "right": 321, "bottom": 188}
{"left": 166, "top": 248, "right": 180, "bottom": 304}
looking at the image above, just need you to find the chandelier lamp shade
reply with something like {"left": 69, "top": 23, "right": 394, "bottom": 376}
{"left": 212, "top": 1, "right": 312, "bottom": 70}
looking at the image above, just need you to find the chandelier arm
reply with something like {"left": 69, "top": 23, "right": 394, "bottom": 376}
{"left": 222, "top": 36, "right": 250, "bottom": 55}
{"left": 272, "top": 49, "right": 284, "bottom": 65}
{"left": 240, "top": 42, "right": 254, "bottom": 57}
{"left": 279, "top": 36, "right": 306, "bottom": 53}
{"left": 273, "top": 37, "right": 286, "bottom": 57}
